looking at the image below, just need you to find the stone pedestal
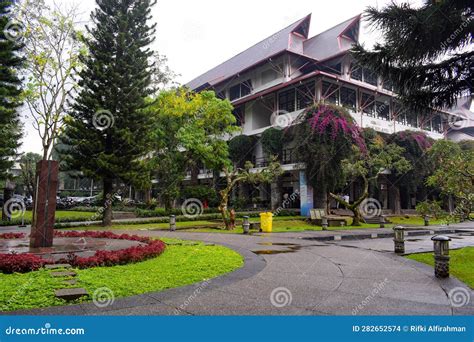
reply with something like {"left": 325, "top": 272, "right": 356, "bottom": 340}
{"left": 434, "top": 255, "right": 450, "bottom": 278}
{"left": 394, "top": 240, "right": 405, "bottom": 254}
{"left": 29, "top": 160, "right": 59, "bottom": 248}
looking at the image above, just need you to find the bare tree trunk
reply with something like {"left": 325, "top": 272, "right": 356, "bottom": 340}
{"left": 330, "top": 176, "right": 369, "bottom": 226}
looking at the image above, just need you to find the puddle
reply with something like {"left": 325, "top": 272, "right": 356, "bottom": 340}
{"left": 257, "top": 242, "right": 297, "bottom": 246}
{"left": 253, "top": 244, "right": 302, "bottom": 255}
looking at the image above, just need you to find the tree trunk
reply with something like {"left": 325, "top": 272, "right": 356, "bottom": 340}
{"left": 2, "top": 187, "right": 14, "bottom": 221}
{"left": 102, "top": 178, "right": 113, "bottom": 226}
{"left": 391, "top": 185, "right": 401, "bottom": 215}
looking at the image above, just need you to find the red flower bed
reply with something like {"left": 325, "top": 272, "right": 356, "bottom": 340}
{"left": 0, "top": 231, "right": 166, "bottom": 274}
{"left": 0, "top": 233, "right": 26, "bottom": 239}
{"left": 0, "top": 253, "right": 46, "bottom": 274}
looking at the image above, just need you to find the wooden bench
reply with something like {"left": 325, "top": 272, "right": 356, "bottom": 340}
{"left": 309, "top": 209, "right": 347, "bottom": 227}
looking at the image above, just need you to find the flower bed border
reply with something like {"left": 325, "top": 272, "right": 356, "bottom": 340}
{"left": 0, "top": 231, "right": 166, "bottom": 274}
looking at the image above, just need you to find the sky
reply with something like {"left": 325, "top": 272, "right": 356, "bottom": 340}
{"left": 20, "top": 0, "right": 422, "bottom": 155}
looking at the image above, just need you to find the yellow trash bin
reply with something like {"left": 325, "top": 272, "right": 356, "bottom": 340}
{"left": 260, "top": 212, "right": 273, "bottom": 232}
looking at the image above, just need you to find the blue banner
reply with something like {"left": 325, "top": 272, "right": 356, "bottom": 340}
{"left": 0, "top": 316, "right": 473, "bottom": 342}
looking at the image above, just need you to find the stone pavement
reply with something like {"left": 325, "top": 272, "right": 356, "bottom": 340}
{"left": 6, "top": 222, "right": 473, "bottom": 316}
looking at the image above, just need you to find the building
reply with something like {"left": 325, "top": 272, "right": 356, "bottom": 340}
{"left": 186, "top": 14, "right": 461, "bottom": 216}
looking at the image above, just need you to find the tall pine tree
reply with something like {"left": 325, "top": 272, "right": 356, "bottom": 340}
{"left": 62, "top": 0, "right": 156, "bottom": 225}
{"left": 0, "top": 0, "right": 22, "bottom": 180}
{"left": 352, "top": 0, "right": 473, "bottom": 111}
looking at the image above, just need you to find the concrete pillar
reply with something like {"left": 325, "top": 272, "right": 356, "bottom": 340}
{"left": 432, "top": 235, "right": 451, "bottom": 278}
{"left": 299, "top": 170, "right": 313, "bottom": 217}
{"left": 393, "top": 226, "right": 405, "bottom": 254}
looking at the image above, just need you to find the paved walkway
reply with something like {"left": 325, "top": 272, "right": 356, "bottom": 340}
{"left": 7, "top": 223, "right": 473, "bottom": 316}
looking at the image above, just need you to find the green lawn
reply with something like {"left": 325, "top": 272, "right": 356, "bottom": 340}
{"left": 63, "top": 216, "right": 383, "bottom": 233}
{"left": 60, "top": 215, "right": 453, "bottom": 234}
{"left": 0, "top": 210, "right": 95, "bottom": 225}
{"left": 389, "top": 216, "right": 445, "bottom": 226}
{"left": 0, "top": 238, "right": 243, "bottom": 312}
{"left": 406, "top": 247, "right": 474, "bottom": 288}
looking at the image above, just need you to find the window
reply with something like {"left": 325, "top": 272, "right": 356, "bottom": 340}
{"left": 393, "top": 102, "right": 407, "bottom": 125}
{"left": 340, "top": 87, "right": 356, "bottom": 109}
{"left": 322, "top": 81, "right": 339, "bottom": 104}
{"left": 229, "top": 79, "right": 253, "bottom": 101}
{"left": 350, "top": 64, "right": 378, "bottom": 86}
{"left": 232, "top": 106, "right": 245, "bottom": 126}
{"left": 406, "top": 113, "right": 418, "bottom": 127}
{"left": 364, "top": 70, "right": 378, "bottom": 86}
{"left": 278, "top": 88, "right": 295, "bottom": 112}
{"left": 382, "top": 79, "right": 393, "bottom": 91}
{"left": 217, "top": 90, "right": 226, "bottom": 100}
{"left": 361, "top": 93, "right": 375, "bottom": 116}
{"left": 296, "top": 81, "right": 315, "bottom": 110}
{"left": 376, "top": 101, "right": 390, "bottom": 120}
{"left": 432, "top": 115, "right": 443, "bottom": 133}
{"left": 351, "top": 66, "right": 362, "bottom": 81}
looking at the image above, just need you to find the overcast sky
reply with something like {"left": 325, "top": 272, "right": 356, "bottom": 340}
{"left": 20, "top": 0, "right": 422, "bottom": 155}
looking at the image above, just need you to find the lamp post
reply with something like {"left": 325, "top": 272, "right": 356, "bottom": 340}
{"left": 431, "top": 235, "right": 451, "bottom": 278}
{"left": 393, "top": 226, "right": 405, "bottom": 254}
{"left": 169, "top": 215, "right": 176, "bottom": 232}
{"left": 242, "top": 216, "right": 250, "bottom": 234}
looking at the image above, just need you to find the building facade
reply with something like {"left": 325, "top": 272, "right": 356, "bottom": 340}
{"left": 186, "top": 14, "right": 462, "bottom": 216}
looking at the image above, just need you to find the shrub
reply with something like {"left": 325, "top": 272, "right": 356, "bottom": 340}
{"left": 0, "top": 253, "right": 46, "bottom": 274}
{"left": 0, "top": 231, "right": 166, "bottom": 273}
{"left": 0, "top": 233, "right": 26, "bottom": 239}
{"left": 415, "top": 200, "right": 446, "bottom": 219}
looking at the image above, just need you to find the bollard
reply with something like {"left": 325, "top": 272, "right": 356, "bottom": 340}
{"left": 242, "top": 216, "right": 250, "bottom": 234}
{"left": 431, "top": 235, "right": 451, "bottom": 278}
{"left": 169, "top": 215, "right": 176, "bottom": 232}
{"left": 321, "top": 217, "right": 328, "bottom": 231}
{"left": 393, "top": 226, "right": 405, "bottom": 254}
{"left": 424, "top": 215, "right": 430, "bottom": 227}
{"left": 379, "top": 215, "right": 385, "bottom": 228}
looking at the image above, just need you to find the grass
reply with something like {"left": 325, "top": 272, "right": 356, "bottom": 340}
{"left": 60, "top": 215, "right": 454, "bottom": 234}
{"left": 389, "top": 216, "right": 446, "bottom": 226}
{"left": 406, "top": 247, "right": 474, "bottom": 288}
{"left": 0, "top": 238, "right": 243, "bottom": 312}
{"left": 63, "top": 216, "right": 383, "bottom": 233}
{"left": 0, "top": 210, "right": 95, "bottom": 225}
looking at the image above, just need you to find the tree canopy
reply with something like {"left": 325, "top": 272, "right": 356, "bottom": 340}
{"left": 352, "top": 0, "right": 473, "bottom": 111}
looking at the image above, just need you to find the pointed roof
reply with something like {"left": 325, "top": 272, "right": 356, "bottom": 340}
{"left": 303, "top": 14, "right": 361, "bottom": 61}
{"left": 186, "top": 14, "right": 312, "bottom": 90}
{"left": 186, "top": 14, "right": 362, "bottom": 90}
